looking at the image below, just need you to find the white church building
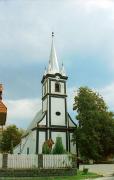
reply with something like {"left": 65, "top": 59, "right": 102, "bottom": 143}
{"left": 14, "top": 33, "right": 76, "bottom": 154}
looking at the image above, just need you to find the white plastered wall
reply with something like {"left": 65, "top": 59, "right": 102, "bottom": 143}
{"left": 43, "top": 80, "right": 48, "bottom": 96}
{"left": 38, "top": 131, "right": 46, "bottom": 154}
{"left": 20, "top": 130, "right": 36, "bottom": 154}
{"left": 51, "top": 97, "right": 65, "bottom": 126}
{"left": 14, "top": 136, "right": 27, "bottom": 154}
{"left": 43, "top": 98, "right": 47, "bottom": 112}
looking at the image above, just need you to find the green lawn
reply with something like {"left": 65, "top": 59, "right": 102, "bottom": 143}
{"left": 0, "top": 171, "right": 102, "bottom": 180}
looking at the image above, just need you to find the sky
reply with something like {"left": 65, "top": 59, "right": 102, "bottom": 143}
{"left": 0, "top": 0, "right": 114, "bottom": 128}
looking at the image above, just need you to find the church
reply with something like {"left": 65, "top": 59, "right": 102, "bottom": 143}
{"left": 14, "top": 33, "right": 76, "bottom": 154}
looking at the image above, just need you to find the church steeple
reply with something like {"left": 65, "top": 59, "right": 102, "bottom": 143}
{"left": 42, "top": 33, "right": 67, "bottom": 84}
{"left": 47, "top": 32, "right": 60, "bottom": 74}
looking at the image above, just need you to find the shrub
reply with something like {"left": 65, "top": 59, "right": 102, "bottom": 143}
{"left": 52, "top": 136, "right": 65, "bottom": 154}
{"left": 83, "top": 167, "right": 88, "bottom": 174}
{"left": 42, "top": 142, "right": 51, "bottom": 154}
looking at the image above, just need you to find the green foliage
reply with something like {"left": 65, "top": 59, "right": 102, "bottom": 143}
{"left": 42, "top": 143, "right": 51, "bottom": 154}
{"left": 52, "top": 136, "right": 65, "bottom": 154}
{"left": 1, "top": 125, "right": 23, "bottom": 153}
{"left": 83, "top": 168, "right": 88, "bottom": 174}
{"left": 73, "top": 87, "right": 114, "bottom": 161}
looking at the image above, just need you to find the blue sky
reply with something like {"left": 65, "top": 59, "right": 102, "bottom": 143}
{"left": 0, "top": 0, "right": 114, "bottom": 128}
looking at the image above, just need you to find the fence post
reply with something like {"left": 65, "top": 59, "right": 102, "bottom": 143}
{"left": 38, "top": 154, "right": 43, "bottom": 168}
{"left": 2, "top": 153, "right": 8, "bottom": 169}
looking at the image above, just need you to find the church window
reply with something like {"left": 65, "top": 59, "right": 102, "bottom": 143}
{"left": 55, "top": 82, "right": 61, "bottom": 92}
{"left": 56, "top": 111, "right": 61, "bottom": 116}
{"left": 27, "top": 147, "right": 29, "bottom": 155}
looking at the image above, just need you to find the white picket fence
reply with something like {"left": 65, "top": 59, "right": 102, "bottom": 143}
{"left": 0, "top": 154, "right": 72, "bottom": 169}
{"left": 0, "top": 154, "right": 2, "bottom": 168}
{"left": 43, "top": 154, "right": 72, "bottom": 168}
{"left": 7, "top": 154, "right": 38, "bottom": 169}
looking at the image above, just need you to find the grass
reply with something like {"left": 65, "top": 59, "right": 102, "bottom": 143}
{"left": 0, "top": 171, "right": 102, "bottom": 180}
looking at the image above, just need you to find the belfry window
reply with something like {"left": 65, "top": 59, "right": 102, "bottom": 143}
{"left": 55, "top": 82, "right": 61, "bottom": 92}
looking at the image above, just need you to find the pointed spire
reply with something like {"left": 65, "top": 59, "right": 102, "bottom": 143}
{"left": 60, "top": 63, "right": 66, "bottom": 76}
{"left": 48, "top": 32, "right": 60, "bottom": 74}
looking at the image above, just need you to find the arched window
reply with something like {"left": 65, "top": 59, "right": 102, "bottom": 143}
{"left": 55, "top": 82, "right": 61, "bottom": 92}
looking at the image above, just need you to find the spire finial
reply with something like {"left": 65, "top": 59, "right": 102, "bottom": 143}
{"left": 52, "top": 32, "right": 54, "bottom": 38}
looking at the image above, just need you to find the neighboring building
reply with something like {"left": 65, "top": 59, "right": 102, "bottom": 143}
{"left": 0, "top": 84, "right": 7, "bottom": 151}
{"left": 0, "top": 84, "right": 7, "bottom": 129}
{"left": 14, "top": 33, "right": 76, "bottom": 154}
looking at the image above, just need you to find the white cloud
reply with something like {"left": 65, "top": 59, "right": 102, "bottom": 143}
{"left": 85, "top": 0, "right": 114, "bottom": 10}
{"left": 67, "top": 86, "right": 77, "bottom": 119}
{"left": 5, "top": 98, "right": 41, "bottom": 128}
{"left": 99, "top": 83, "right": 114, "bottom": 111}
{"left": 68, "top": 83, "right": 114, "bottom": 113}
{"left": 0, "top": 0, "right": 114, "bottom": 66}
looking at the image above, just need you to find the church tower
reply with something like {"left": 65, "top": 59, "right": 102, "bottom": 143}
{"left": 14, "top": 33, "right": 76, "bottom": 155}
{"left": 41, "top": 33, "right": 75, "bottom": 152}
{"left": 42, "top": 33, "right": 68, "bottom": 127}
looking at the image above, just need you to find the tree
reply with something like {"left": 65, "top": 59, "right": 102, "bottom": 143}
{"left": 73, "top": 87, "right": 114, "bottom": 161}
{"left": 1, "top": 125, "right": 23, "bottom": 153}
{"left": 52, "top": 137, "right": 65, "bottom": 154}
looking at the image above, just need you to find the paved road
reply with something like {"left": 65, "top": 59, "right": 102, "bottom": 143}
{"left": 80, "top": 164, "right": 114, "bottom": 177}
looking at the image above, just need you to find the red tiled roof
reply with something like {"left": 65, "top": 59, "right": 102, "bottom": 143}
{"left": 0, "top": 101, "right": 7, "bottom": 113}
{"left": 0, "top": 101, "right": 7, "bottom": 125}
